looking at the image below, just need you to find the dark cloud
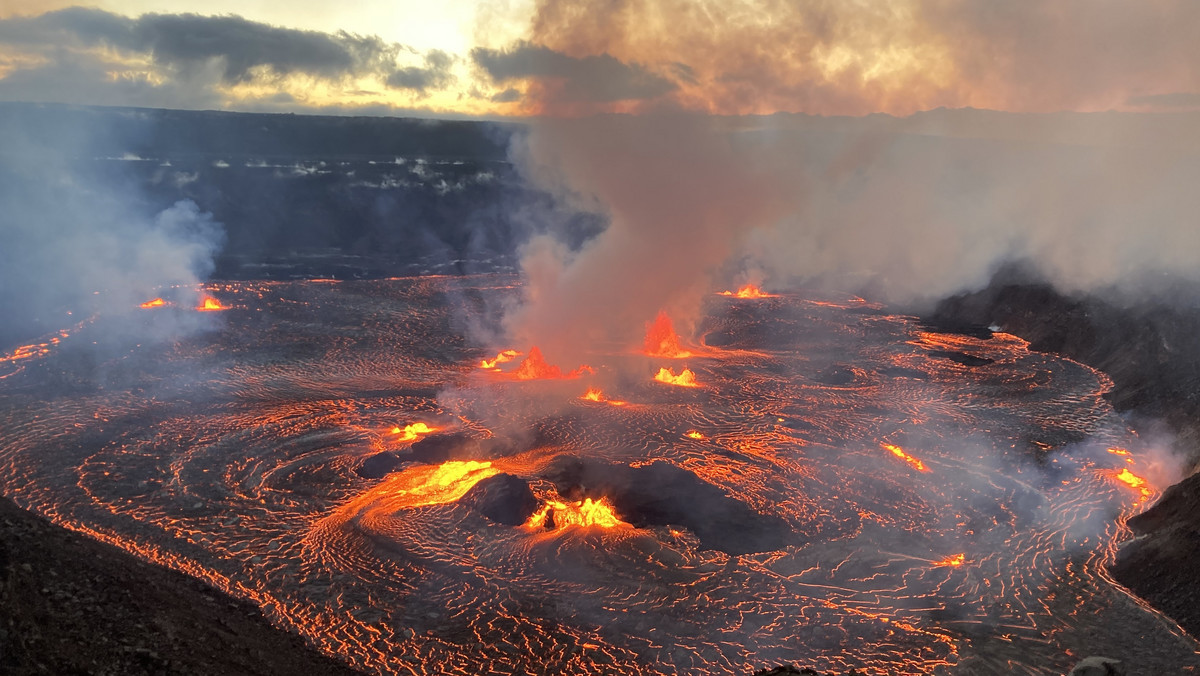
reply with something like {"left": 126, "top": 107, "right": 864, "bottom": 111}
{"left": 0, "top": 8, "right": 398, "bottom": 83}
{"left": 386, "top": 49, "right": 455, "bottom": 92}
{"left": 0, "top": 8, "right": 464, "bottom": 111}
{"left": 0, "top": 53, "right": 223, "bottom": 110}
{"left": 471, "top": 41, "right": 675, "bottom": 102}
{"left": 490, "top": 87, "right": 521, "bottom": 103}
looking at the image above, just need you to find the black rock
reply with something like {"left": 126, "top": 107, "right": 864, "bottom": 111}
{"left": 461, "top": 473, "right": 539, "bottom": 526}
{"left": 355, "top": 452, "right": 402, "bottom": 479}
{"left": 407, "top": 432, "right": 483, "bottom": 464}
{"left": 541, "top": 455, "right": 793, "bottom": 555}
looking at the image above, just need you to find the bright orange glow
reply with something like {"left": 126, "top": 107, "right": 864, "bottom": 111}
{"left": 1113, "top": 468, "right": 1152, "bottom": 498}
{"left": 140, "top": 297, "right": 167, "bottom": 309}
{"left": 882, "top": 443, "right": 929, "bottom": 472}
{"left": 383, "top": 460, "right": 499, "bottom": 508}
{"left": 1107, "top": 447, "right": 1131, "bottom": 456}
{"left": 685, "top": 430, "right": 705, "bottom": 440}
{"left": 197, "top": 296, "right": 227, "bottom": 311}
{"left": 390, "top": 422, "right": 438, "bottom": 442}
{"left": 643, "top": 311, "right": 692, "bottom": 358}
{"left": 525, "top": 497, "right": 627, "bottom": 530}
{"left": 480, "top": 349, "right": 521, "bottom": 370}
{"left": 580, "top": 387, "right": 628, "bottom": 406}
{"left": 654, "top": 366, "right": 699, "bottom": 388}
{"left": 511, "top": 346, "right": 591, "bottom": 380}
{"left": 933, "top": 553, "right": 966, "bottom": 567}
{"left": 718, "top": 284, "right": 777, "bottom": 299}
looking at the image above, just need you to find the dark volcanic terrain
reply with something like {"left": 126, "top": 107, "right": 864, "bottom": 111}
{"left": 931, "top": 266, "right": 1200, "bottom": 640}
{"left": 0, "top": 495, "right": 364, "bottom": 676}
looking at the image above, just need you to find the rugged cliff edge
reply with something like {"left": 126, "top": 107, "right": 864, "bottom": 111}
{"left": 0, "top": 496, "right": 364, "bottom": 676}
{"left": 929, "top": 267, "right": 1200, "bottom": 639}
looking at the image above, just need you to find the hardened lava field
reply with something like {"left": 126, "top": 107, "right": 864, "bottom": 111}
{"left": 1, "top": 275, "right": 1196, "bottom": 675}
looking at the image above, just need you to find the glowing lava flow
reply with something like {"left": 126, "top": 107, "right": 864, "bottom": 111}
{"left": 510, "top": 347, "right": 591, "bottom": 380}
{"left": 580, "top": 388, "right": 627, "bottom": 406}
{"left": 933, "top": 553, "right": 966, "bottom": 567}
{"left": 1107, "top": 447, "right": 1134, "bottom": 464}
{"left": 377, "top": 460, "right": 499, "bottom": 508}
{"left": 644, "top": 311, "right": 692, "bottom": 358}
{"left": 882, "top": 443, "right": 930, "bottom": 473}
{"left": 654, "top": 367, "right": 699, "bottom": 388}
{"left": 391, "top": 422, "right": 438, "bottom": 442}
{"left": 685, "top": 430, "right": 706, "bottom": 440}
{"left": 525, "top": 497, "right": 627, "bottom": 530}
{"left": 1113, "top": 468, "right": 1152, "bottom": 499}
{"left": 197, "top": 296, "right": 227, "bottom": 311}
{"left": 718, "top": 284, "right": 777, "bottom": 299}
{"left": 140, "top": 297, "right": 167, "bottom": 309}
{"left": 480, "top": 349, "right": 520, "bottom": 370}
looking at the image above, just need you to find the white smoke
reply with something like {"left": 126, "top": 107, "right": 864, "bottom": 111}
{"left": 503, "top": 110, "right": 1200, "bottom": 358}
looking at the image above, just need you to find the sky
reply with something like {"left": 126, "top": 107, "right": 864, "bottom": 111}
{"left": 2, "top": 1, "right": 1200, "bottom": 118}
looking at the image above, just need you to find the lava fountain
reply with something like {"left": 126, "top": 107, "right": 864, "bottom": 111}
{"left": 718, "top": 284, "right": 777, "bottom": 299}
{"left": 643, "top": 310, "right": 693, "bottom": 358}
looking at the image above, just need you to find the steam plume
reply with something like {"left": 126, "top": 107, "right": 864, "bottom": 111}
{"left": 0, "top": 109, "right": 225, "bottom": 349}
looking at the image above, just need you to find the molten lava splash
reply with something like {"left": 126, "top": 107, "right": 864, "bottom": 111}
{"left": 511, "top": 346, "right": 591, "bottom": 380}
{"left": 480, "top": 349, "right": 521, "bottom": 370}
{"left": 685, "top": 430, "right": 705, "bottom": 440}
{"left": 383, "top": 460, "right": 500, "bottom": 508}
{"left": 654, "top": 366, "right": 699, "bottom": 387}
{"left": 580, "top": 388, "right": 629, "bottom": 406}
{"left": 882, "top": 443, "right": 930, "bottom": 472}
{"left": 525, "top": 497, "right": 626, "bottom": 530}
{"left": 718, "top": 284, "right": 777, "bottom": 299}
{"left": 1107, "top": 447, "right": 1134, "bottom": 464}
{"left": 197, "top": 296, "right": 227, "bottom": 311}
{"left": 1113, "top": 468, "right": 1152, "bottom": 498}
{"left": 643, "top": 311, "right": 692, "bottom": 358}
{"left": 933, "top": 553, "right": 966, "bottom": 567}
{"left": 140, "top": 297, "right": 167, "bottom": 309}
{"left": 390, "top": 422, "right": 437, "bottom": 442}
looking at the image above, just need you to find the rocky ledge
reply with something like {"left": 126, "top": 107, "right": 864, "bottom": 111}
{"left": 0, "top": 495, "right": 364, "bottom": 676}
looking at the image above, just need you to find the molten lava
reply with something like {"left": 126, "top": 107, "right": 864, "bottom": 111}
{"left": 685, "top": 430, "right": 705, "bottom": 440}
{"left": 933, "top": 553, "right": 966, "bottom": 567}
{"left": 525, "top": 497, "right": 626, "bottom": 530}
{"left": 882, "top": 443, "right": 930, "bottom": 473}
{"left": 391, "top": 422, "right": 438, "bottom": 442}
{"left": 1107, "top": 447, "right": 1134, "bottom": 464}
{"left": 197, "top": 296, "right": 227, "bottom": 311}
{"left": 511, "top": 347, "right": 591, "bottom": 380}
{"left": 718, "top": 284, "right": 777, "bottom": 299}
{"left": 140, "top": 297, "right": 167, "bottom": 309}
{"left": 480, "top": 349, "right": 521, "bottom": 370}
{"left": 654, "top": 366, "right": 699, "bottom": 388}
{"left": 580, "top": 388, "right": 628, "bottom": 406}
{"left": 643, "top": 311, "right": 692, "bottom": 358}
{"left": 387, "top": 460, "right": 499, "bottom": 508}
{"left": 1113, "top": 468, "right": 1151, "bottom": 498}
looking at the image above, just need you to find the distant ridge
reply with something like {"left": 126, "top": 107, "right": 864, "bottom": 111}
{"left": 0, "top": 101, "right": 515, "bottom": 161}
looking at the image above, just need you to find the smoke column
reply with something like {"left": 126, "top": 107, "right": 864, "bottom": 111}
{"left": 502, "top": 111, "right": 1200, "bottom": 355}
{"left": 0, "top": 107, "right": 225, "bottom": 349}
